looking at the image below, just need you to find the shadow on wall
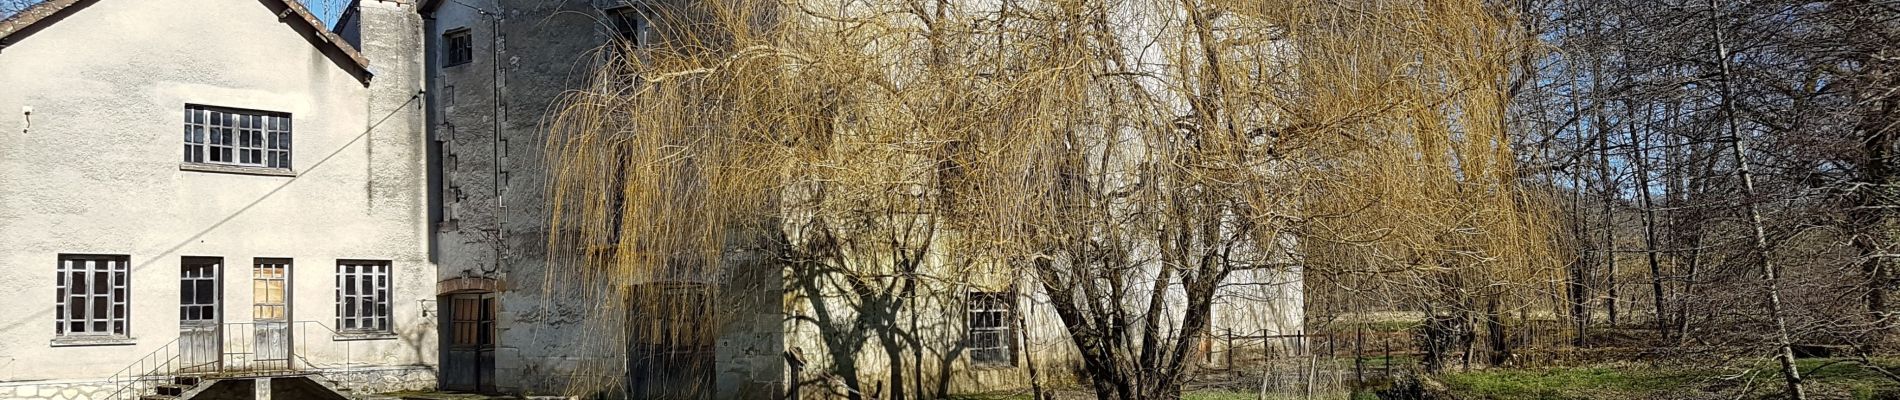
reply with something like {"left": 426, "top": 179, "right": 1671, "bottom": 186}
{"left": 784, "top": 251, "right": 977, "bottom": 400}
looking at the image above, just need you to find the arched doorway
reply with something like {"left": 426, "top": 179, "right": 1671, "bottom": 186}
{"left": 438, "top": 277, "right": 501, "bottom": 392}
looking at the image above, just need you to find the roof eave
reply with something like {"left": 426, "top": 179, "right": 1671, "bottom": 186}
{"left": 0, "top": 0, "right": 375, "bottom": 85}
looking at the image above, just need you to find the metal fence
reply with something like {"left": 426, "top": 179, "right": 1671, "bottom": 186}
{"left": 101, "top": 321, "right": 367, "bottom": 400}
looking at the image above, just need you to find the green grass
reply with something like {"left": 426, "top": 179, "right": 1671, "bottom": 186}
{"left": 1440, "top": 365, "right": 1710, "bottom": 400}
{"left": 948, "top": 358, "right": 1900, "bottom": 400}
{"left": 1785, "top": 358, "right": 1900, "bottom": 400}
{"left": 1435, "top": 358, "right": 1900, "bottom": 400}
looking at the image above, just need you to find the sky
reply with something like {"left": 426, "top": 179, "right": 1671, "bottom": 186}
{"left": 305, "top": 0, "right": 350, "bottom": 29}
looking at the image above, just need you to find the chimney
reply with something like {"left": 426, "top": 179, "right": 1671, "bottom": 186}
{"left": 347, "top": 0, "right": 429, "bottom": 209}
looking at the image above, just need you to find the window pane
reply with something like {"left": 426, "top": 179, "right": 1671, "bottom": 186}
{"left": 69, "top": 297, "right": 84, "bottom": 320}
{"left": 72, "top": 271, "right": 88, "bottom": 296}
{"left": 195, "top": 279, "right": 214, "bottom": 304}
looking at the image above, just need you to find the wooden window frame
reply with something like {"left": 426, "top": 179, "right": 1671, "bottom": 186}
{"left": 444, "top": 28, "right": 474, "bottom": 67}
{"left": 967, "top": 291, "right": 1017, "bottom": 367}
{"left": 607, "top": 6, "right": 651, "bottom": 50}
{"left": 184, "top": 105, "right": 291, "bottom": 171}
{"left": 335, "top": 260, "right": 392, "bottom": 334}
{"left": 56, "top": 254, "right": 130, "bottom": 338}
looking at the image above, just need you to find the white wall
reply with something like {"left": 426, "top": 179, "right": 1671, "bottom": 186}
{"left": 0, "top": 0, "right": 435, "bottom": 382}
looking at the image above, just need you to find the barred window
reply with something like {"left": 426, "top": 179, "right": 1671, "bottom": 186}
{"left": 336, "top": 260, "right": 391, "bottom": 333}
{"left": 184, "top": 105, "right": 291, "bottom": 169}
{"left": 444, "top": 29, "right": 473, "bottom": 66}
{"left": 967, "top": 292, "right": 1015, "bottom": 367}
{"left": 57, "top": 255, "right": 130, "bottom": 336}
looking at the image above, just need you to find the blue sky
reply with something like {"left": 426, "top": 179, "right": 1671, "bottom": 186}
{"left": 305, "top": 0, "right": 349, "bottom": 29}
{"left": 4, "top": 1, "right": 352, "bottom": 31}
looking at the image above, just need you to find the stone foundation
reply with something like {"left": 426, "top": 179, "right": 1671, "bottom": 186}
{"left": 0, "top": 379, "right": 114, "bottom": 400}
{"left": 0, "top": 365, "right": 435, "bottom": 400}
{"left": 314, "top": 365, "right": 437, "bottom": 395}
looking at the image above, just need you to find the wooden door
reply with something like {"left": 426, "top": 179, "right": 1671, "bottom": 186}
{"left": 179, "top": 258, "right": 221, "bottom": 373}
{"left": 252, "top": 260, "right": 291, "bottom": 371}
{"left": 443, "top": 293, "right": 496, "bottom": 392}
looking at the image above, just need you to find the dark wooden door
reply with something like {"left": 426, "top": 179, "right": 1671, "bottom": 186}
{"left": 626, "top": 283, "right": 713, "bottom": 400}
{"left": 179, "top": 258, "right": 221, "bottom": 373}
{"left": 443, "top": 293, "right": 496, "bottom": 392}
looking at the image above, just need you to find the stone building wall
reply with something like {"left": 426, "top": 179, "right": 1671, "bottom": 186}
{"left": 423, "top": 0, "right": 638, "bottom": 395}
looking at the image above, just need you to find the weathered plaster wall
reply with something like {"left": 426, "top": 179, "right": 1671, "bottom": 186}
{"left": 783, "top": 255, "right": 1088, "bottom": 399}
{"left": 783, "top": 255, "right": 1304, "bottom": 398}
{"left": 0, "top": 0, "right": 434, "bottom": 384}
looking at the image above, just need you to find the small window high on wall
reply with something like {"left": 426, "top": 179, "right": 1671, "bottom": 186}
{"left": 608, "top": 6, "right": 650, "bottom": 49}
{"left": 444, "top": 28, "right": 473, "bottom": 66}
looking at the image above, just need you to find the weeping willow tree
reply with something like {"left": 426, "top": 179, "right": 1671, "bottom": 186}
{"left": 544, "top": 0, "right": 1552, "bottom": 398}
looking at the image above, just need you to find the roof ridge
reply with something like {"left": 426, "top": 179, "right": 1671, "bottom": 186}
{"left": 0, "top": 0, "right": 374, "bottom": 83}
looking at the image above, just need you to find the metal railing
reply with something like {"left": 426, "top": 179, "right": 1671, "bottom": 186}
{"left": 101, "top": 321, "right": 368, "bottom": 400}
{"left": 100, "top": 336, "right": 187, "bottom": 400}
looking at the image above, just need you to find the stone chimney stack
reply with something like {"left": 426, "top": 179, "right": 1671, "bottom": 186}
{"left": 344, "top": 0, "right": 429, "bottom": 216}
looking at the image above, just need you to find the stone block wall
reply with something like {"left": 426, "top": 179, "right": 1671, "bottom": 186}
{"left": 316, "top": 365, "right": 439, "bottom": 395}
{"left": 0, "top": 380, "right": 114, "bottom": 400}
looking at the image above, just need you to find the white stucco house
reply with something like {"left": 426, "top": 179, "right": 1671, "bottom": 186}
{"left": 0, "top": 0, "right": 437, "bottom": 398}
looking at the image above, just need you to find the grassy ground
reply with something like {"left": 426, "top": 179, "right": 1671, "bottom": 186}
{"left": 1438, "top": 358, "right": 1900, "bottom": 400}
{"left": 948, "top": 358, "right": 1900, "bottom": 400}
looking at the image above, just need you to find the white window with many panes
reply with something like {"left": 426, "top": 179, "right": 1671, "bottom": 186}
{"left": 967, "top": 291, "right": 1016, "bottom": 367}
{"left": 184, "top": 105, "right": 291, "bottom": 169}
{"left": 335, "top": 260, "right": 391, "bottom": 333}
{"left": 57, "top": 254, "right": 129, "bottom": 337}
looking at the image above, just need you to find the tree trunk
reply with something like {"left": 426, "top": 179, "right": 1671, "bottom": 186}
{"left": 1709, "top": 0, "right": 1805, "bottom": 397}
{"left": 1596, "top": 100, "right": 1619, "bottom": 328}
{"left": 1571, "top": 168, "right": 1593, "bottom": 346}
{"left": 1626, "top": 104, "right": 1667, "bottom": 336}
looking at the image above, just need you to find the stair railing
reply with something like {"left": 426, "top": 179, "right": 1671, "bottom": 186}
{"left": 98, "top": 320, "right": 378, "bottom": 400}
{"left": 99, "top": 336, "right": 191, "bottom": 400}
